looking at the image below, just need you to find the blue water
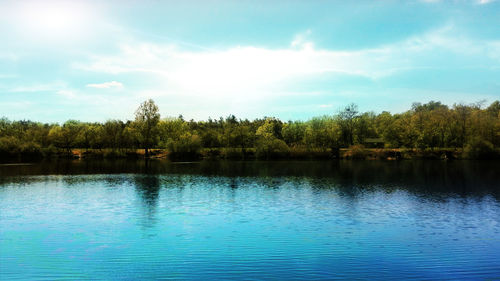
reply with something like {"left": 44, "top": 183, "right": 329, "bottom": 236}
{"left": 1, "top": 160, "right": 500, "bottom": 280}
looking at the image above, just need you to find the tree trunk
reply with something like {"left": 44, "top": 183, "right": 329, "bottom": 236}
{"left": 145, "top": 147, "right": 149, "bottom": 157}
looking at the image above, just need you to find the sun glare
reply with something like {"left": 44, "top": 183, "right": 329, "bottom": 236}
{"left": 15, "top": 1, "right": 90, "bottom": 40}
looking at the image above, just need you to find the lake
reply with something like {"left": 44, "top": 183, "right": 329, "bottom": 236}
{"left": 1, "top": 160, "right": 499, "bottom": 280}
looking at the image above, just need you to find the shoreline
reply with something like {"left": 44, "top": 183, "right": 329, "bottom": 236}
{"left": 1, "top": 147, "right": 499, "bottom": 163}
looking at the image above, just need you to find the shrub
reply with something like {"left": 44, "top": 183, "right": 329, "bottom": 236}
{"left": 344, "top": 145, "right": 368, "bottom": 159}
{"left": 0, "top": 137, "right": 44, "bottom": 160}
{"left": 255, "top": 137, "right": 289, "bottom": 159}
{"left": 201, "top": 148, "right": 221, "bottom": 159}
{"left": 41, "top": 144, "right": 58, "bottom": 158}
{"left": 103, "top": 150, "right": 126, "bottom": 158}
{"left": 0, "top": 136, "right": 21, "bottom": 157}
{"left": 167, "top": 133, "right": 202, "bottom": 160}
{"left": 464, "top": 138, "right": 498, "bottom": 159}
{"left": 288, "top": 146, "right": 333, "bottom": 159}
{"left": 220, "top": 148, "right": 245, "bottom": 160}
{"left": 19, "top": 142, "right": 43, "bottom": 160}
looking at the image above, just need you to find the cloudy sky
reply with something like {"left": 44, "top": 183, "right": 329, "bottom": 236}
{"left": 0, "top": 0, "right": 499, "bottom": 122}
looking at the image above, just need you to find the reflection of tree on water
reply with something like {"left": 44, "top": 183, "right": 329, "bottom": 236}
{"left": 1, "top": 159, "right": 500, "bottom": 200}
{"left": 133, "top": 166, "right": 161, "bottom": 229}
{"left": 229, "top": 178, "right": 238, "bottom": 189}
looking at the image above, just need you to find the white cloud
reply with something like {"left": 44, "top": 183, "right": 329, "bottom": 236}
{"left": 57, "top": 90, "right": 77, "bottom": 99}
{"left": 291, "top": 29, "right": 314, "bottom": 50}
{"left": 75, "top": 41, "right": 390, "bottom": 94}
{"left": 86, "top": 81, "right": 123, "bottom": 89}
{"left": 77, "top": 26, "right": 500, "bottom": 85}
{"left": 72, "top": 25, "right": 500, "bottom": 119}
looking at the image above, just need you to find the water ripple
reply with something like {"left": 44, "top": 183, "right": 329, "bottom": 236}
{"left": 1, "top": 169, "right": 500, "bottom": 280}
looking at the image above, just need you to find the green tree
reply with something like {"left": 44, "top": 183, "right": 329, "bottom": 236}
{"left": 102, "top": 120, "right": 124, "bottom": 151}
{"left": 354, "top": 112, "right": 377, "bottom": 144}
{"left": 255, "top": 118, "right": 289, "bottom": 159}
{"left": 282, "top": 121, "right": 302, "bottom": 146}
{"left": 453, "top": 103, "right": 472, "bottom": 148}
{"left": 134, "top": 99, "right": 160, "bottom": 157}
{"left": 158, "top": 117, "right": 188, "bottom": 147}
{"left": 167, "top": 132, "right": 202, "bottom": 158}
{"left": 48, "top": 120, "right": 81, "bottom": 153}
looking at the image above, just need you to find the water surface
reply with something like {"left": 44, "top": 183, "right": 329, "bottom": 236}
{"left": 1, "top": 160, "right": 499, "bottom": 280}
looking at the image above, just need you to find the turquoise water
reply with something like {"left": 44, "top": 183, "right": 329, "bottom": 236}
{"left": 1, "top": 160, "right": 500, "bottom": 280}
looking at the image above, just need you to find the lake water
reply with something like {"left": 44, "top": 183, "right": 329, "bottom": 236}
{"left": 1, "top": 160, "right": 499, "bottom": 280}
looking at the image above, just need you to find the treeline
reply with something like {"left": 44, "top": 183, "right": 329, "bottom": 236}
{"left": 1, "top": 100, "right": 499, "bottom": 161}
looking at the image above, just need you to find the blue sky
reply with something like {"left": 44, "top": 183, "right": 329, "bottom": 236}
{"left": 0, "top": 0, "right": 499, "bottom": 122}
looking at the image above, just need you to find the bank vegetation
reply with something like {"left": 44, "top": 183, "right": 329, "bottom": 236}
{"left": 1, "top": 100, "right": 499, "bottom": 161}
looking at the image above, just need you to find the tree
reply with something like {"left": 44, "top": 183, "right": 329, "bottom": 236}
{"left": 134, "top": 99, "right": 160, "bottom": 157}
{"left": 167, "top": 132, "right": 202, "bottom": 159}
{"left": 487, "top": 100, "right": 500, "bottom": 117}
{"left": 1, "top": 99, "right": 499, "bottom": 161}
{"left": 76, "top": 124, "right": 93, "bottom": 152}
{"left": 103, "top": 120, "right": 124, "bottom": 151}
{"left": 339, "top": 103, "right": 359, "bottom": 146}
{"left": 255, "top": 118, "right": 289, "bottom": 159}
{"left": 453, "top": 103, "right": 471, "bottom": 147}
{"left": 282, "top": 121, "right": 306, "bottom": 147}
{"left": 48, "top": 120, "right": 81, "bottom": 153}
{"left": 158, "top": 117, "right": 188, "bottom": 147}
{"left": 354, "top": 112, "right": 377, "bottom": 144}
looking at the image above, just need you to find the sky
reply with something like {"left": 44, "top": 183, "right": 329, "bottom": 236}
{"left": 0, "top": 0, "right": 499, "bottom": 123}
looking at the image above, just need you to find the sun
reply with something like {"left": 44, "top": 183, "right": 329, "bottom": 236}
{"left": 28, "top": 5, "right": 76, "bottom": 33}
{"left": 14, "top": 1, "right": 91, "bottom": 40}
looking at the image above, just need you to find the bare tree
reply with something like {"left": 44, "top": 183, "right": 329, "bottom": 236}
{"left": 339, "top": 103, "right": 358, "bottom": 145}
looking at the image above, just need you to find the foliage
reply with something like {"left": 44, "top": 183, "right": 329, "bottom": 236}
{"left": 0, "top": 100, "right": 499, "bottom": 161}
{"left": 255, "top": 137, "right": 289, "bottom": 159}
{"left": 344, "top": 145, "right": 369, "bottom": 159}
{"left": 254, "top": 118, "right": 290, "bottom": 159}
{"left": 134, "top": 99, "right": 160, "bottom": 156}
{"left": 166, "top": 132, "right": 202, "bottom": 160}
{"left": 464, "top": 138, "right": 498, "bottom": 159}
